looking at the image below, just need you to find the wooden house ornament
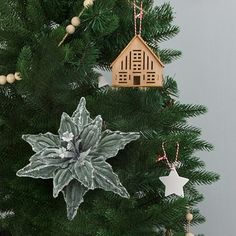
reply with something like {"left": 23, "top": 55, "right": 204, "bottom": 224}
{"left": 111, "top": 35, "right": 164, "bottom": 88}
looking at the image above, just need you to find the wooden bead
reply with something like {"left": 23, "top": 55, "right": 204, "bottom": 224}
{"left": 71, "top": 17, "right": 81, "bottom": 27}
{"left": 186, "top": 213, "right": 193, "bottom": 222}
{"left": 83, "top": 0, "right": 94, "bottom": 8}
{"left": 185, "top": 233, "right": 194, "bottom": 236}
{"left": 0, "top": 75, "right": 7, "bottom": 85}
{"left": 66, "top": 24, "right": 76, "bottom": 34}
{"left": 6, "top": 73, "right": 15, "bottom": 84}
{"left": 14, "top": 72, "right": 22, "bottom": 81}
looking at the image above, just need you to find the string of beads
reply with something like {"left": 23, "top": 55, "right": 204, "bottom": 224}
{"left": 58, "top": 0, "right": 94, "bottom": 47}
{"left": 0, "top": 72, "right": 22, "bottom": 85}
{"left": 185, "top": 208, "right": 194, "bottom": 236}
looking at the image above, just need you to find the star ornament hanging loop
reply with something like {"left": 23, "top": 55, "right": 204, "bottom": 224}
{"left": 16, "top": 97, "right": 140, "bottom": 220}
{"left": 158, "top": 142, "right": 189, "bottom": 198}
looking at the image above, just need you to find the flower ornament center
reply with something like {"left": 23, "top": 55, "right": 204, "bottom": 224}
{"left": 60, "top": 133, "right": 89, "bottom": 163}
{"left": 61, "top": 131, "right": 74, "bottom": 142}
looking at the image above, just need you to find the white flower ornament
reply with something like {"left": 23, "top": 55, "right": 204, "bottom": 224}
{"left": 17, "top": 97, "right": 140, "bottom": 220}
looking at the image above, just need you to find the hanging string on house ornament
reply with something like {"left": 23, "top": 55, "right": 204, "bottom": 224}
{"left": 185, "top": 208, "right": 194, "bottom": 236}
{"left": 133, "top": 0, "right": 144, "bottom": 36}
{"left": 0, "top": 72, "right": 22, "bottom": 86}
{"left": 111, "top": 0, "right": 164, "bottom": 88}
{"left": 158, "top": 142, "right": 189, "bottom": 197}
{"left": 58, "top": 0, "right": 94, "bottom": 47}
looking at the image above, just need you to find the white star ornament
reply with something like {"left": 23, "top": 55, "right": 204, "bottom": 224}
{"left": 159, "top": 168, "right": 189, "bottom": 197}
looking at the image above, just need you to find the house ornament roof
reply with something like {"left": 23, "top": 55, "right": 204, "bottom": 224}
{"left": 111, "top": 35, "right": 164, "bottom": 68}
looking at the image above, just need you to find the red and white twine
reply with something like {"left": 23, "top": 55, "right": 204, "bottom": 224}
{"left": 157, "top": 142, "right": 180, "bottom": 169}
{"left": 133, "top": 0, "right": 144, "bottom": 35}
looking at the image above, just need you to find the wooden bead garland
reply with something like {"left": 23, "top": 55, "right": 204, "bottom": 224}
{"left": 58, "top": 0, "right": 95, "bottom": 47}
{"left": 0, "top": 72, "right": 22, "bottom": 85}
{"left": 185, "top": 209, "right": 194, "bottom": 236}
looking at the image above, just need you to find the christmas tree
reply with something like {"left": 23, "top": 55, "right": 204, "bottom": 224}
{"left": 0, "top": 0, "right": 219, "bottom": 235}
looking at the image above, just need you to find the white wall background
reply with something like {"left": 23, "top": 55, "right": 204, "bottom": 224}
{"left": 155, "top": 0, "right": 236, "bottom": 235}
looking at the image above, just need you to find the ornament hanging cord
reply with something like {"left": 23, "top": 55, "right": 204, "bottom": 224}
{"left": 157, "top": 142, "right": 180, "bottom": 169}
{"left": 128, "top": 0, "right": 147, "bottom": 13}
{"left": 133, "top": 0, "right": 144, "bottom": 35}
